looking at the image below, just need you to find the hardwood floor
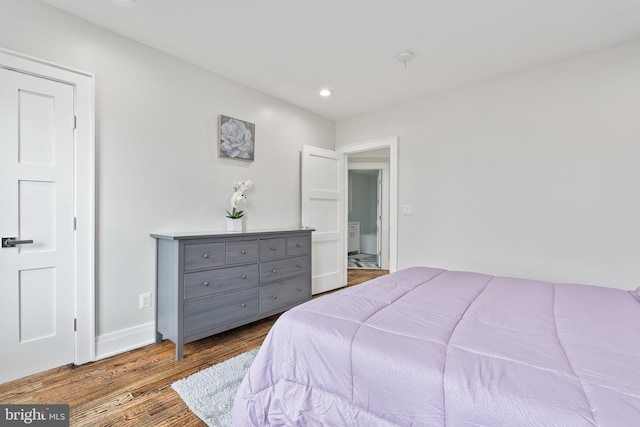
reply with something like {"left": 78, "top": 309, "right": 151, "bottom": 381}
{"left": 0, "top": 268, "right": 388, "bottom": 426}
{"left": 346, "top": 267, "right": 389, "bottom": 286}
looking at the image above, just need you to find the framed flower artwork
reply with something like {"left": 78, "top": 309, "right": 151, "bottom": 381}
{"left": 218, "top": 115, "right": 255, "bottom": 161}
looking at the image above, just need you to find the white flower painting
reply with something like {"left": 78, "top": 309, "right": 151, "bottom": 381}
{"left": 218, "top": 115, "right": 255, "bottom": 161}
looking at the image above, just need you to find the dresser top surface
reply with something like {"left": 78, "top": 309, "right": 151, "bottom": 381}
{"left": 151, "top": 227, "right": 314, "bottom": 241}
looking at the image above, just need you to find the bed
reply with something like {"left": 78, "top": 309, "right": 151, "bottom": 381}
{"left": 232, "top": 267, "right": 640, "bottom": 426}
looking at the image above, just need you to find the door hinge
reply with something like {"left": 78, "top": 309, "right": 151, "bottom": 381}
{"left": 72, "top": 115, "right": 77, "bottom": 129}
{"left": 74, "top": 318, "right": 77, "bottom": 332}
{"left": 73, "top": 217, "right": 77, "bottom": 230}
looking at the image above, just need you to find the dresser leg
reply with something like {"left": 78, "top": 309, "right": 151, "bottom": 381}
{"left": 176, "top": 344, "right": 184, "bottom": 361}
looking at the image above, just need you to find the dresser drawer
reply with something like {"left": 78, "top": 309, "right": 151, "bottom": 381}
{"left": 260, "top": 238, "right": 286, "bottom": 261}
{"left": 184, "top": 242, "right": 224, "bottom": 271}
{"left": 184, "top": 288, "right": 257, "bottom": 338}
{"left": 260, "top": 255, "right": 310, "bottom": 283}
{"left": 184, "top": 264, "right": 258, "bottom": 300}
{"left": 259, "top": 276, "right": 311, "bottom": 314}
{"left": 226, "top": 240, "right": 258, "bottom": 265}
{"left": 286, "top": 235, "right": 309, "bottom": 256}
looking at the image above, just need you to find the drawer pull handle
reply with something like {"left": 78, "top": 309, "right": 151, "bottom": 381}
{"left": 272, "top": 268, "right": 278, "bottom": 274}
{"left": 296, "top": 288, "right": 302, "bottom": 292}
{"left": 296, "top": 243, "right": 301, "bottom": 247}
{"left": 272, "top": 295, "right": 277, "bottom": 300}
{"left": 296, "top": 264, "right": 302, "bottom": 268}
{"left": 241, "top": 274, "right": 247, "bottom": 279}
{"left": 202, "top": 253, "right": 209, "bottom": 259}
{"left": 270, "top": 247, "right": 277, "bottom": 251}
{"left": 241, "top": 303, "right": 247, "bottom": 308}
{"left": 203, "top": 281, "right": 210, "bottom": 286}
{"left": 241, "top": 250, "right": 246, "bottom": 254}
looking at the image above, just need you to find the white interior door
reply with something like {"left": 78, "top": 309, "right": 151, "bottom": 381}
{"left": 301, "top": 145, "right": 345, "bottom": 294}
{"left": 0, "top": 67, "right": 76, "bottom": 383}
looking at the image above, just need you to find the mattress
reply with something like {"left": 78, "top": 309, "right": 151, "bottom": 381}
{"left": 232, "top": 267, "right": 640, "bottom": 426}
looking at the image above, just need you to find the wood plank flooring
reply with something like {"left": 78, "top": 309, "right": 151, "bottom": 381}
{"left": 0, "top": 268, "right": 388, "bottom": 427}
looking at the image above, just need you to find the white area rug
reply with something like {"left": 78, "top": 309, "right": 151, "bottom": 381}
{"left": 172, "top": 348, "right": 258, "bottom": 427}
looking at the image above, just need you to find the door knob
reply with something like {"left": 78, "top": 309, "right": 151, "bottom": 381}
{"left": 2, "top": 237, "right": 34, "bottom": 248}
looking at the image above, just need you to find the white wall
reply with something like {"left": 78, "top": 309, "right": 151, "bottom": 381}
{"left": 0, "top": 0, "right": 334, "bottom": 357}
{"left": 337, "top": 40, "right": 640, "bottom": 290}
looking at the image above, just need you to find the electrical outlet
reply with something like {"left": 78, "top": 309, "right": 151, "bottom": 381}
{"left": 139, "top": 292, "right": 151, "bottom": 309}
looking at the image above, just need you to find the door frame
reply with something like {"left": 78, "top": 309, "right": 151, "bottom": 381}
{"left": 0, "top": 47, "right": 95, "bottom": 365}
{"left": 337, "top": 136, "right": 398, "bottom": 278}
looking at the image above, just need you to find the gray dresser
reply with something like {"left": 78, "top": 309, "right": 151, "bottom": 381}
{"left": 151, "top": 228, "right": 313, "bottom": 360}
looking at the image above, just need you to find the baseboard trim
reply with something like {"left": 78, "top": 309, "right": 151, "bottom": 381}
{"left": 95, "top": 322, "right": 156, "bottom": 360}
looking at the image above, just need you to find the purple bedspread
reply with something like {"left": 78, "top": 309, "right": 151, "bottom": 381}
{"left": 232, "top": 267, "right": 640, "bottom": 426}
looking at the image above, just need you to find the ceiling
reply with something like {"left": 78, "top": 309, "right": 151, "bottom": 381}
{"left": 38, "top": 0, "right": 640, "bottom": 121}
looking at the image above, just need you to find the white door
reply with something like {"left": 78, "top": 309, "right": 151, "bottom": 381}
{"left": 301, "top": 145, "right": 345, "bottom": 294}
{"left": 0, "top": 67, "right": 76, "bottom": 383}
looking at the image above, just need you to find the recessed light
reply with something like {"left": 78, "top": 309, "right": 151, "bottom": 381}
{"left": 319, "top": 88, "right": 332, "bottom": 97}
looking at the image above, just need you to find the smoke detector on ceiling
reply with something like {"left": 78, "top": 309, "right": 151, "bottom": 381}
{"left": 397, "top": 51, "right": 413, "bottom": 70}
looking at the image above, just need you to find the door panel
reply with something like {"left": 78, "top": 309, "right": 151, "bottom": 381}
{"left": 19, "top": 267, "right": 57, "bottom": 342}
{"left": 20, "top": 180, "right": 56, "bottom": 253}
{"left": 301, "top": 145, "right": 345, "bottom": 294}
{"left": 19, "top": 89, "right": 57, "bottom": 165}
{"left": 0, "top": 68, "right": 76, "bottom": 383}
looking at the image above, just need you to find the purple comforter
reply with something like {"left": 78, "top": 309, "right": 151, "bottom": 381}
{"left": 233, "top": 267, "right": 640, "bottom": 426}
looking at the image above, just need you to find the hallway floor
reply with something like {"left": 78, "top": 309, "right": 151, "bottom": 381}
{"left": 347, "top": 253, "right": 380, "bottom": 269}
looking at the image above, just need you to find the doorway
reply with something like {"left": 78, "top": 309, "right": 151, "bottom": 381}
{"left": 337, "top": 136, "right": 397, "bottom": 279}
{"left": 348, "top": 168, "right": 383, "bottom": 269}
{"left": 302, "top": 136, "right": 397, "bottom": 292}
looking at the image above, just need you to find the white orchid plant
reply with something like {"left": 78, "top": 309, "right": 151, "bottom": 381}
{"left": 226, "top": 179, "right": 252, "bottom": 219}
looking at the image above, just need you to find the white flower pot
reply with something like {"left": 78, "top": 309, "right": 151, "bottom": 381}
{"left": 227, "top": 217, "right": 243, "bottom": 232}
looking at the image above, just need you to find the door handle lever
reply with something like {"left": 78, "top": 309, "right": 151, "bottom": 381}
{"left": 2, "top": 237, "right": 34, "bottom": 248}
